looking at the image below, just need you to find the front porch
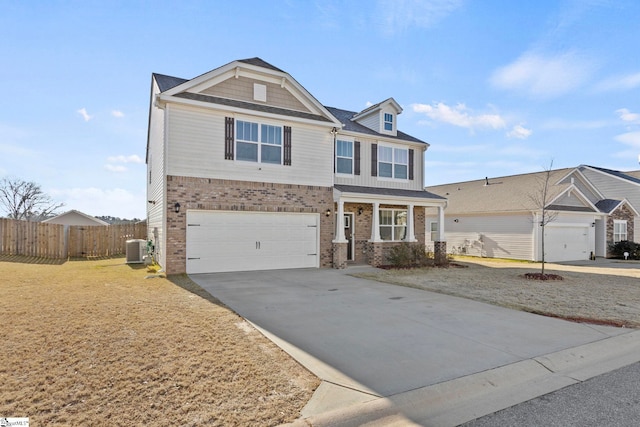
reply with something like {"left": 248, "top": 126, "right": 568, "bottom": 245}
{"left": 331, "top": 185, "right": 447, "bottom": 268}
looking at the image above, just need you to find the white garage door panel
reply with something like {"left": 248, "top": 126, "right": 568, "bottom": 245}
{"left": 186, "top": 211, "right": 319, "bottom": 274}
{"left": 545, "top": 226, "right": 589, "bottom": 262}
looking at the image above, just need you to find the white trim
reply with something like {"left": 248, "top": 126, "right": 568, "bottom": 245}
{"left": 377, "top": 143, "right": 409, "bottom": 181}
{"left": 335, "top": 137, "right": 355, "bottom": 176}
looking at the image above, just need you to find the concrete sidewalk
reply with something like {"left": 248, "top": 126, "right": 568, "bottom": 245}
{"left": 190, "top": 266, "right": 640, "bottom": 426}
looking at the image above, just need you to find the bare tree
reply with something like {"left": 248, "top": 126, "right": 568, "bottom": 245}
{"left": 0, "top": 177, "right": 64, "bottom": 221}
{"left": 529, "top": 161, "right": 559, "bottom": 276}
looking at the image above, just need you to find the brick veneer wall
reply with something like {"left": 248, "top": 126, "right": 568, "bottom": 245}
{"left": 165, "top": 175, "right": 334, "bottom": 274}
{"left": 607, "top": 204, "right": 636, "bottom": 250}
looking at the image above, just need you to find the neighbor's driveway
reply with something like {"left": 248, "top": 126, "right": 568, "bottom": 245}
{"left": 190, "top": 267, "right": 629, "bottom": 399}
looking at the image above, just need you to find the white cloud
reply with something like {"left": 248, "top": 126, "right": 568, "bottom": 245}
{"left": 107, "top": 154, "right": 143, "bottom": 164}
{"left": 111, "top": 110, "right": 125, "bottom": 118}
{"left": 375, "top": 0, "right": 462, "bottom": 35}
{"left": 595, "top": 72, "right": 640, "bottom": 92}
{"left": 77, "top": 108, "right": 93, "bottom": 122}
{"left": 615, "top": 131, "right": 640, "bottom": 148}
{"left": 490, "top": 51, "right": 596, "bottom": 98}
{"left": 507, "top": 124, "right": 533, "bottom": 139}
{"left": 412, "top": 102, "right": 506, "bottom": 131}
{"left": 104, "top": 164, "right": 127, "bottom": 173}
{"left": 49, "top": 187, "right": 144, "bottom": 219}
{"left": 616, "top": 108, "right": 640, "bottom": 124}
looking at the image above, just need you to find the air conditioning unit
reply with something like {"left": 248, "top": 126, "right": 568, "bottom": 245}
{"left": 126, "top": 239, "right": 146, "bottom": 264}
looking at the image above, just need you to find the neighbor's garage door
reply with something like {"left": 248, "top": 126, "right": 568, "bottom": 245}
{"left": 544, "top": 225, "right": 589, "bottom": 262}
{"left": 186, "top": 211, "right": 319, "bottom": 274}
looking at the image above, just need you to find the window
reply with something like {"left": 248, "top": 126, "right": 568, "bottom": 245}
{"left": 430, "top": 222, "right": 438, "bottom": 242}
{"left": 614, "top": 220, "right": 627, "bottom": 243}
{"left": 378, "top": 145, "right": 408, "bottom": 179}
{"left": 380, "top": 209, "right": 407, "bottom": 241}
{"left": 236, "top": 120, "right": 282, "bottom": 164}
{"left": 336, "top": 139, "right": 353, "bottom": 174}
{"left": 384, "top": 113, "right": 393, "bottom": 131}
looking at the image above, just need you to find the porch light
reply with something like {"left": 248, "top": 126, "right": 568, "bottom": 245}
{"left": 591, "top": 222, "right": 596, "bottom": 227}
{"left": 358, "top": 207, "right": 363, "bottom": 215}
{"left": 174, "top": 202, "right": 181, "bottom": 213}
{"left": 325, "top": 209, "right": 331, "bottom": 217}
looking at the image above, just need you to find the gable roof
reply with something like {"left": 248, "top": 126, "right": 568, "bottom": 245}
{"left": 43, "top": 210, "right": 109, "bottom": 225}
{"left": 582, "top": 165, "right": 640, "bottom": 186}
{"left": 326, "top": 106, "right": 427, "bottom": 144}
{"left": 352, "top": 97, "right": 403, "bottom": 121}
{"left": 154, "top": 57, "right": 340, "bottom": 127}
{"left": 425, "top": 168, "right": 591, "bottom": 215}
{"left": 595, "top": 199, "right": 624, "bottom": 214}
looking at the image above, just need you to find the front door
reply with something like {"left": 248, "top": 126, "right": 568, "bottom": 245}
{"left": 344, "top": 213, "right": 354, "bottom": 261}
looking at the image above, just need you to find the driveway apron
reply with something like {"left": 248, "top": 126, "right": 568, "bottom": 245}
{"left": 191, "top": 267, "right": 627, "bottom": 398}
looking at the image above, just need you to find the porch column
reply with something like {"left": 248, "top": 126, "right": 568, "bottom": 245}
{"left": 333, "top": 200, "right": 347, "bottom": 242}
{"left": 435, "top": 205, "right": 447, "bottom": 265}
{"left": 370, "top": 202, "right": 381, "bottom": 241}
{"left": 437, "top": 205, "right": 446, "bottom": 241}
{"left": 406, "top": 204, "right": 416, "bottom": 242}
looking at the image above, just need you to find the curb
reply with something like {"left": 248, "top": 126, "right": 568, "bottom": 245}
{"left": 281, "top": 330, "right": 640, "bottom": 427}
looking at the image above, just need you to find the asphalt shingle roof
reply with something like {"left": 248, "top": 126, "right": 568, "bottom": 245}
{"left": 426, "top": 169, "right": 577, "bottom": 214}
{"left": 334, "top": 184, "right": 445, "bottom": 200}
{"left": 326, "top": 106, "right": 427, "bottom": 144}
{"left": 595, "top": 199, "right": 623, "bottom": 214}
{"left": 153, "top": 73, "right": 188, "bottom": 92}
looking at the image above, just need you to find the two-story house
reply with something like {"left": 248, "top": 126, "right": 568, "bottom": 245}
{"left": 146, "top": 58, "right": 447, "bottom": 274}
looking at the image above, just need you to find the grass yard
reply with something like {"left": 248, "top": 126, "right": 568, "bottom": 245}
{"left": 0, "top": 256, "right": 318, "bottom": 426}
{"left": 356, "top": 257, "right": 640, "bottom": 328}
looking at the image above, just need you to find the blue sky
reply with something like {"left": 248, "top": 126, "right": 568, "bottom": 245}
{"left": 1, "top": 0, "right": 639, "bottom": 219}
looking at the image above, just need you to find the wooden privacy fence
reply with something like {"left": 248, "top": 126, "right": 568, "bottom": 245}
{"left": 0, "top": 218, "right": 146, "bottom": 259}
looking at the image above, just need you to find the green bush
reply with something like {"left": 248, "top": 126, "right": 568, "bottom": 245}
{"left": 388, "top": 243, "right": 432, "bottom": 268}
{"left": 608, "top": 240, "right": 640, "bottom": 260}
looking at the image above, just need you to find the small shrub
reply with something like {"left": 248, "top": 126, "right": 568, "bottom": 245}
{"left": 608, "top": 241, "right": 640, "bottom": 260}
{"left": 388, "top": 243, "right": 432, "bottom": 268}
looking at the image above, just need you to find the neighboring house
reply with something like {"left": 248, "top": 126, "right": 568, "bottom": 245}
{"left": 43, "top": 210, "right": 109, "bottom": 226}
{"left": 425, "top": 165, "right": 640, "bottom": 262}
{"left": 146, "top": 57, "right": 447, "bottom": 274}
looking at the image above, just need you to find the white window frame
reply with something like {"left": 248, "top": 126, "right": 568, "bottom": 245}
{"left": 614, "top": 220, "right": 627, "bottom": 243}
{"left": 383, "top": 112, "right": 393, "bottom": 132}
{"left": 379, "top": 208, "right": 407, "bottom": 241}
{"left": 378, "top": 144, "right": 408, "bottom": 180}
{"left": 235, "top": 119, "right": 283, "bottom": 165}
{"left": 429, "top": 221, "right": 438, "bottom": 242}
{"left": 335, "top": 138, "right": 354, "bottom": 176}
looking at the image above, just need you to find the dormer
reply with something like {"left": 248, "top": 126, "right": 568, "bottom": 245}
{"left": 351, "top": 98, "right": 402, "bottom": 137}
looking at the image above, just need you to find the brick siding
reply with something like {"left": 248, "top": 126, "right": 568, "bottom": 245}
{"left": 165, "top": 175, "right": 334, "bottom": 274}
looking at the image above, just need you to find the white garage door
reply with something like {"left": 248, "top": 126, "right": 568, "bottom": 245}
{"left": 544, "top": 226, "right": 589, "bottom": 262}
{"left": 186, "top": 211, "right": 319, "bottom": 274}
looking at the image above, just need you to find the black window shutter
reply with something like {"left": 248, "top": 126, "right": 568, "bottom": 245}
{"left": 371, "top": 143, "right": 377, "bottom": 177}
{"left": 224, "top": 117, "right": 234, "bottom": 160}
{"left": 409, "top": 148, "right": 414, "bottom": 180}
{"left": 283, "top": 126, "right": 292, "bottom": 166}
{"left": 354, "top": 141, "right": 361, "bottom": 175}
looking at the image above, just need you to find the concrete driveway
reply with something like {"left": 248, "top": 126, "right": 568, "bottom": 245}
{"left": 191, "top": 266, "right": 637, "bottom": 424}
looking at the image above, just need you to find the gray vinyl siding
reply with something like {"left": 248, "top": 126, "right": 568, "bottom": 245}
{"left": 553, "top": 191, "right": 588, "bottom": 207}
{"left": 357, "top": 113, "right": 380, "bottom": 133}
{"left": 425, "top": 213, "right": 535, "bottom": 260}
{"left": 166, "top": 104, "right": 333, "bottom": 187}
{"left": 334, "top": 136, "right": 425, "bottom": 191}
{"left": 580, "top": 168, "right": 640, "bottom": 212}
{"left": 147, "top": 79, "right": 167, "bottom": 269}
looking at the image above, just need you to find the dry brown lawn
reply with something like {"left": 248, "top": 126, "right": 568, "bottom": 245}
{"left": 0, "top": 256, "right": 318, "bottom": 426}
{"left": 356, "top": 257, "right": 640, "bottom": 328}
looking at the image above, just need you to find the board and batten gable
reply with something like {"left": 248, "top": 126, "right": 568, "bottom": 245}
{"left": 199, "top": 76, "right": 310, "bottom": 114}
{"left": 146, "top": 78, "right": 167, "bottom": 269}
{"left": 165, "top": 103, "right": 333, "bottom": 187}
{"left": 334, "top": 136, "right": 425, "bottom": 191}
